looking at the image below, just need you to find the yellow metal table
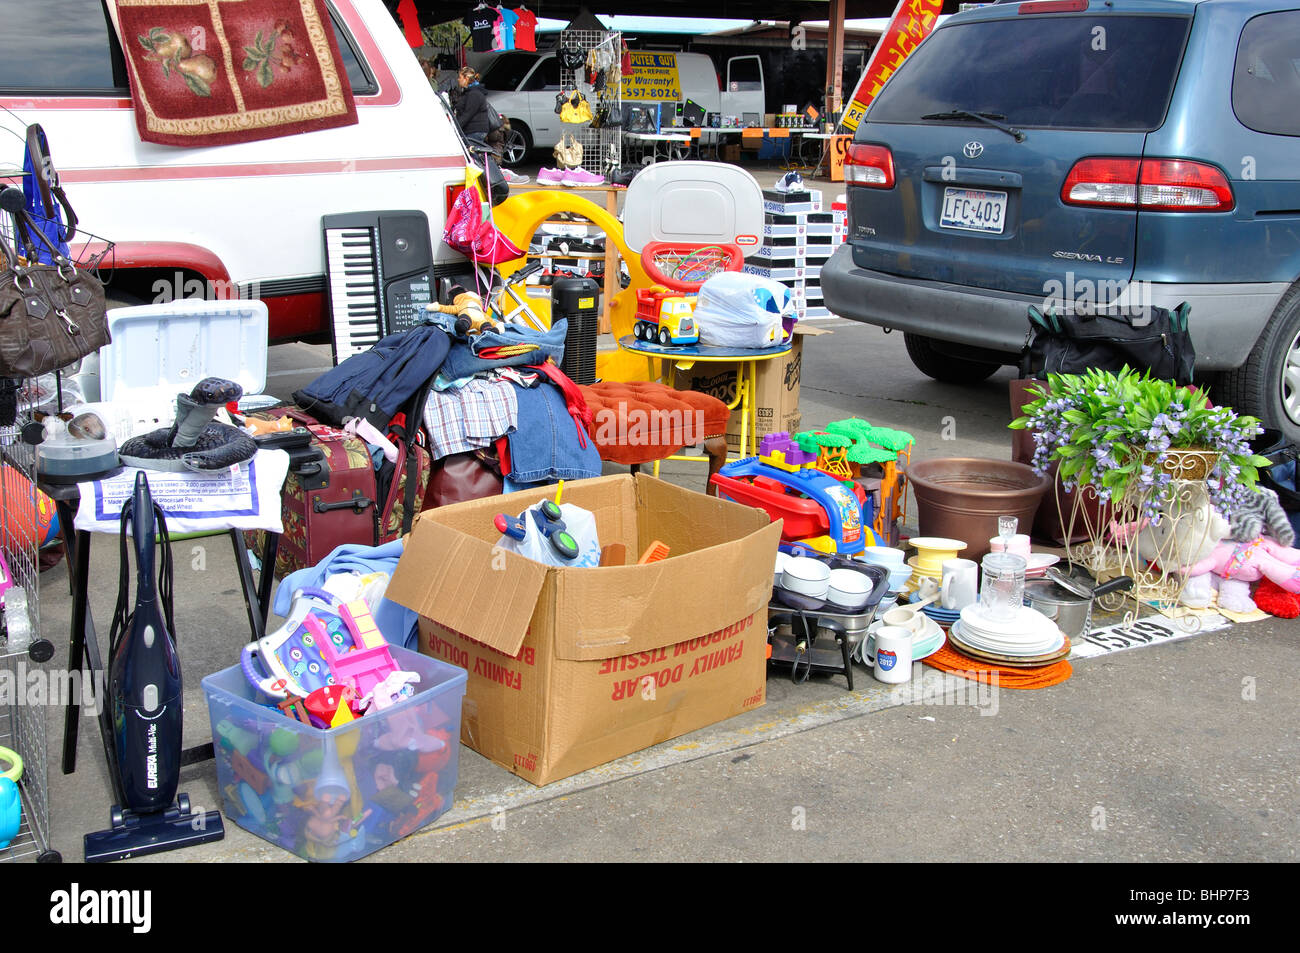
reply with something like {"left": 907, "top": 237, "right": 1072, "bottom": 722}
{"left": 616, "top": 335, "right": 793, "bottom": 472}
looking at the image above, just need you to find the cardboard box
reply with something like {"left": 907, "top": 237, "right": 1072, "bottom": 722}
{"left": 675, "top": 324, "right": 830, "bottom": 454}
{"left": 388, "top": 476, "right": 780, "bottom": 787}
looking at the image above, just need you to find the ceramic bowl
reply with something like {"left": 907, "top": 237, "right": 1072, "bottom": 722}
{"left": 781, "top": 556, "right": 830, "bottom": 600}
{"left": 862, "top": 546, "right": 906, "bottom": 568}
{"left": 828, "top": 568, "right": 872, "bottom": 610}
{"left": 774, "top": 552, "right": 790, "bottom": 589}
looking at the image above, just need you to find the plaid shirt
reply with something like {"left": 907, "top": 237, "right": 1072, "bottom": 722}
{"left": 424, "top": 376, "right": 518, "bottom": 460}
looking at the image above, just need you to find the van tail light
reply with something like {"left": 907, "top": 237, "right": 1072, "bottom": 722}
{"left": 844, "top": 143, "right": 895, "bottom": 189}
{"left": 1061, "top": 157, "right": 1234, "bottom": 212}
{"left": 445, "top": 183, "right": 466, "bottom": 217}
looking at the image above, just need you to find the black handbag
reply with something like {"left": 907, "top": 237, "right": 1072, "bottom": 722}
{"left": 1019, "top": 302, "right": 1195, "bottom": 385}
{"left": 0, "top": 193, "right": 110, "bottom": 379}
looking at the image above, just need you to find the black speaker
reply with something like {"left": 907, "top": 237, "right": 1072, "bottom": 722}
{"left": 552, "top": 276, "right": 601, "bottom": 385}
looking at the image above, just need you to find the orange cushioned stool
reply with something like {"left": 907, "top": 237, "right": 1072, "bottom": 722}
{"left": 579, "top": 382, "right": 730, "bottom": 493}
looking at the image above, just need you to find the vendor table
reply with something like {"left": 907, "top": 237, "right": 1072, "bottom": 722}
{"left": 624, "top": 132, "right": 693, "bottom": 164}
{"left": 42, "top": 478, "right": 277, "bottom": 799}
{"left": 616, "top": 336, "right": 792, "bottom": 470}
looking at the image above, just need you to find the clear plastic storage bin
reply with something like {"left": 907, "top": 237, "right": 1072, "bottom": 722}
{"left": 202, "top": 646, "right": 466, "bottom": 862}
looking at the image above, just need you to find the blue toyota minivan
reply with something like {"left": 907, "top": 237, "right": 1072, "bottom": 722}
{"left": 821, "top": 0, "right": 1300, "bottom": 440}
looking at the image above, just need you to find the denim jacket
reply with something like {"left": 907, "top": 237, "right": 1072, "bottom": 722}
{"left": 507, "top": 379, "right": 601, "bottom": 485}
{"left": 439, "top": 317, "right": 568, "bottom": 379}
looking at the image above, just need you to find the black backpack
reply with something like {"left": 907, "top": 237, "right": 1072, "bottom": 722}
{"left": 485, "top": 100, "right": 506, "bottom": 132}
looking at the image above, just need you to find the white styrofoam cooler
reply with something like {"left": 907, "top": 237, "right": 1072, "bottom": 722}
{"left": 76, "top": 299, "right": 269, "bottom": 442}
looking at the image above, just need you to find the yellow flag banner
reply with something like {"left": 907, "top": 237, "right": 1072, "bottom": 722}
{"left": 838, "top": 0, "right": 943, "bottom": 133}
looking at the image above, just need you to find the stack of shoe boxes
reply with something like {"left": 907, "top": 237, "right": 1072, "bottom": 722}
{"left": 744, "top": 189, "right": 842, "bottom": 319}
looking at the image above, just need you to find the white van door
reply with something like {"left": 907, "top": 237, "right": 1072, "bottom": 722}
{"left": 720, "top": 55, "right": 764, "bottom": 120}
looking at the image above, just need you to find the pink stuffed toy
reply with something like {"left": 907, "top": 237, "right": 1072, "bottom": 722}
{"left": 1184, "top": 536, "right": 1300, "bottom": 613}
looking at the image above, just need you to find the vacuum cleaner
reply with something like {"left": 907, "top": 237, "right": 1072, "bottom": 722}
{"left": 83, "top": 471, "right": 224, "bottom": 862}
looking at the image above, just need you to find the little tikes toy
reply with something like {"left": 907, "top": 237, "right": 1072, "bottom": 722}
{"left": 304, "top": 601, "right": 402, "bottom": 704}
{"left": 711, "top": 432, "right": 877, "bottom": 556}
{"left": 0, "top": 745, "right": 21, "bottom": 849}
{"left": 633, "top": 288, "right": 699, "bottom": 346}
{"left": 241, "top": 587, "right": 347, "bottom": 700}
{"left": 84, "top": 472, "right": 224, "bottom": 862}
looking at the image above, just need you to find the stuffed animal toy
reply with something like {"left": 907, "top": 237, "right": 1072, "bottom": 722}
{"left": 1182, "top": 535, "right": 1300, "bottom": 613}
{"left": 1228, "top": 485, "right": 1294, "bottom": 548}
{"left": 427, "top": 285, "right": 501, "bottom": 337}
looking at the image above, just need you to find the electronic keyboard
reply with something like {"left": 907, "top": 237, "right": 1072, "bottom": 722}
{"left": 322, "top": 210, "right": 434, "bottom": 364}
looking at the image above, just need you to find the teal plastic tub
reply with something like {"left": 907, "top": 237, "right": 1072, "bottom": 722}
{"left": 202, "top": 646, "right": 466, "bottom": 862}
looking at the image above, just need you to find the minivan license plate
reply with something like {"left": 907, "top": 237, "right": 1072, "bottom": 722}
{"left": 940, "top": 188, "right": 1007, "bottom": 234}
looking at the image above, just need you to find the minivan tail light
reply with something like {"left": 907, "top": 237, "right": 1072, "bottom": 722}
{"left": 1138, "top": 159, "right": 1235, "bottom": 211}
{"left": 1061, "top": 157, "right": 1234, "bottom": 212}
{"left": 844, "top": 143, "right": 895, "bottom": 188}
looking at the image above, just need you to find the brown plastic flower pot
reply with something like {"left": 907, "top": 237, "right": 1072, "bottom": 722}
{"left": 904, "top": 457, "right": 1052, "bottom": 561}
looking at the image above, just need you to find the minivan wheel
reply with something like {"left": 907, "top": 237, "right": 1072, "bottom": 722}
{"left": 501, "top": 125, "right": 531, "bottom": 166}
{"left": 1216, "top": 283, "right": 1300, "bottom": 445}
{"left": 903, "top": 333, "right": 1001, "bottom": 385}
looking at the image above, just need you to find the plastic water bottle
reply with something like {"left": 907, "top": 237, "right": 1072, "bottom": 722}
{"left": 494, "top": 501, "right": 600, "bottom": 568}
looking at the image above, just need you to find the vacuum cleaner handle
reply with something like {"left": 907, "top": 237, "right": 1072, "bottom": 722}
{"left": 131, "top": 472, "right": 157, "bottom": 601}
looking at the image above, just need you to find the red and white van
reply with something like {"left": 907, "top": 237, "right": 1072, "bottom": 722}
{"left": 0, "top": 0, "right": 469, "bottom": 342}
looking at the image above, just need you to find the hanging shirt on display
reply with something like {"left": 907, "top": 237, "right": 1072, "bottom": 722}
{"left": 512, "top": 7, "right": 537, "bottom": 51}
{"left": 463, "top": 6, "right": 500, "bottom": 53}
{"left": 494, "top": 6, "right": 518, "bottom": 51}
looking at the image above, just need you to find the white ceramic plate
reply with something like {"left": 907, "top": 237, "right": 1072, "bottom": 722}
{"left": 1024, "top": 553, "right": 1061, "bottom": 575}
{"left": 951, "top": 620, "right": 1064, "bottom": 658}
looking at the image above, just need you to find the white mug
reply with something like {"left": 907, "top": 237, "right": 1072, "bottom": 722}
{"left": 881, "top": 606, "right": 927, "bottom": 635}
{"left": 941, "top": 558, "right": 979, "bottom": 611}
{"left": 873, "top": 626, "right": 913, "bottom": 684}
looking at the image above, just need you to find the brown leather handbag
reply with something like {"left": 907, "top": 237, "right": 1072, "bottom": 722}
{"left": 0, "top": 198, "right": 109, "bottom": 379}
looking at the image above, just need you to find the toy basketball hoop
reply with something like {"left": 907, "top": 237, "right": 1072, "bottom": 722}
{"left": 640, "top": 241, "right": 744, "bottom": 292}
{"left": 622, "top": 161, "right": 764, "bottom": 291}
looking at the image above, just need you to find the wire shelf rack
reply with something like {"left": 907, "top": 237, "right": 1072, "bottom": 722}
{"left": 0, "top": 423, "right": 59, "bottom": 863}
{"left": 558, "top": 28, "right": 623, "bottom": 177}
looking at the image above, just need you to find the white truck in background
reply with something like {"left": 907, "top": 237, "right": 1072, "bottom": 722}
{"left": 476, "top": 50, "right": 765, "bottom": 164}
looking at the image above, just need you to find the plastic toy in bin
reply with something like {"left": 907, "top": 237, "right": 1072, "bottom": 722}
{"left": 494, "top": 498, "right": 600, "bottom": 568}
{"left": 710, "top": 431, "right": 878, "bottom": 556}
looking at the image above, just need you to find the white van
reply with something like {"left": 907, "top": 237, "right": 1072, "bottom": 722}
{"left": 477, "top": 50, "right": 765, "bottom": 164}
{"left": 0, "top": 0, "right": 469, "bottom": 344}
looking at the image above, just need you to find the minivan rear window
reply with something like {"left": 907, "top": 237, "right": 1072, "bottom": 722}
{"left": 867, "top": 15, "right": 1190, "bottom": 131}
{"left": 1233, "top": 11, "right": 1300, "bottom": 137}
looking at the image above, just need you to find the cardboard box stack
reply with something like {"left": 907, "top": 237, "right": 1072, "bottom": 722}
{"left": 745, "top": 188, "right": 847, "bottom": 320}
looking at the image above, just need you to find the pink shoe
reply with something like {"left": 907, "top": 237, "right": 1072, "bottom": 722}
{"left": 561, "top": 168, "right": 605, "bottom": 187}
{"left": 537, "top": 167, "right": 565, "bottom": 185}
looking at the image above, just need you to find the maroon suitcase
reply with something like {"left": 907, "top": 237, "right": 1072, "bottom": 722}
{"left": 247, "top": 406, "right": 431, "bottom": 577}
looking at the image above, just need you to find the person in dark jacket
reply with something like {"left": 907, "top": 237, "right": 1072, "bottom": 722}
{"left": 453, "top": 66, "right": 505, "bottom": 155}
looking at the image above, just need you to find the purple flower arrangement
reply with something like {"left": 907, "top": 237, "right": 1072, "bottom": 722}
{"left": 1010, "top": 367, "right": 1271, "bottom": 519}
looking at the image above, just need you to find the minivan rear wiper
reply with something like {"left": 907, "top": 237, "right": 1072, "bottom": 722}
{"left": 920, "top": 109, "right": 1026, "bottom": 143}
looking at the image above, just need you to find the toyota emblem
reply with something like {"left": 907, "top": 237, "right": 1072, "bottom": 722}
{"left": 963, "top": 141, "right": 984, "bottom": 159}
